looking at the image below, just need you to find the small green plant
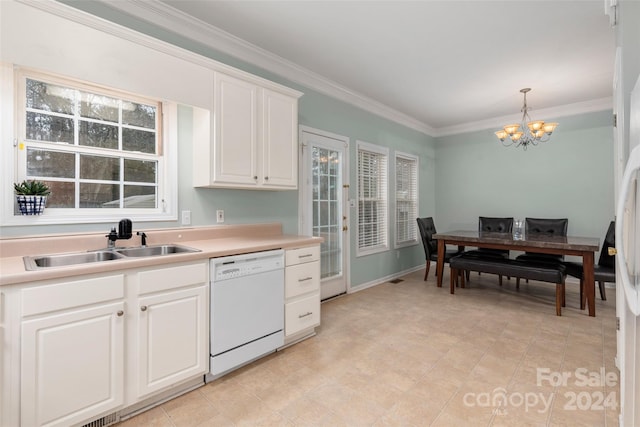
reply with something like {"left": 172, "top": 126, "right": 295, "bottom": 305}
{"left": 14, "top": 180, "right": 51, "bottom": 196}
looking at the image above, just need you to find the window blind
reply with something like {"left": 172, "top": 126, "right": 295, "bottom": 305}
{"left": 395, "top": 154, "right": 418, "bottom": 245}
{"left": 357, "top": 142, "right": 388, "bottom": 255}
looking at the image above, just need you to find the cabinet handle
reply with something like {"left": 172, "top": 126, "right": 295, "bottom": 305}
{"left": 141, "top": 306, "right": 148, "bottom": 312}
{"left": 298, "top": 311, "right": 313, "bottom": 319}
{"left": 265, "top": 176, "right": 269, "bottom": 180}
{"left": 298, "top": 254, "right": 313, "bottom": 259}
{"left": 117, "top": 310, "right": 124, "bottom": 317}
{"left": 298, "top": 277, "right": 313, "bottom": 282}
{"left": 253, "top": 176, "right": 258, "bottom": 180}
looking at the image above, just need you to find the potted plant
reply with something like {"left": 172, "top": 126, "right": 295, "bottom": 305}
{"left": 14, "top": 180, "right": 51, "bottom": 215}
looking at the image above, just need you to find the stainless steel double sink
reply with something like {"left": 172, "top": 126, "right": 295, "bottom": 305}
{"left": 23, "top": 244, "right": 201, "bottom": 270}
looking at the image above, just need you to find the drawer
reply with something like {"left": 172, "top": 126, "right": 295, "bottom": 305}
{"left": 138, "top": 261, "right": 208, "bottom": 295}
{"left": 22, "top": 274, "right": 125, "bottom": 317}
{"left": 285, "top": 292, "right": 320, "bottom": 336}
{"left": 285, "top": 261, "right": 320, "bottom": 299}
{"left": 285, "top": 246, "right": 320, "bottom": 266}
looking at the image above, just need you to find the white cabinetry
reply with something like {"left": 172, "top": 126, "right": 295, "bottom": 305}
{"left": 212, "top": 72, "right": 258, "bottom": 187}
{"left": 194, "top": 71, "right": 302, "bottom": 190}
{"left": 20, "top": 274, "right": 125, "bottom": 427}
{"left": 131, "top": 262, "right": 208, "bottom": 401}
{"left": 4, "top": 260, "right": 208, "bottom": 427}
{"left": 261, "top": 88, "right": 299, "bottom": 187}
{"left": 284, "top": 246, "right": 321, "bottom": 345}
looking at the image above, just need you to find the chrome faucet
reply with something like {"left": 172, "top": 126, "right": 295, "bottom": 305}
{"left": 106, "top": 219, "right": 133, "bottom": 249}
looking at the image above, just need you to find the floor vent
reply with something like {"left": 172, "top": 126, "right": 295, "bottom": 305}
{"left": 81, "top": 412, "right": 120, "bottom": 427}
{"left": 389, "top": 279, "right": 404, "bottom": 284}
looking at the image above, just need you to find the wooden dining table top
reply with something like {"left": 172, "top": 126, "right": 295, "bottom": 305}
{"left": 433, "top": 230, "right": 600, "bottom": 252}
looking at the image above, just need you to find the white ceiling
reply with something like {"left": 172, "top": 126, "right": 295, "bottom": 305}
{"left": 122, "top": 0, "right": 616, "bottom": 135}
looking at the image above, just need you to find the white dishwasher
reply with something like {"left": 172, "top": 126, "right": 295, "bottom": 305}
{"left": 207, "top": 249, "right": 284, "bottom": 380}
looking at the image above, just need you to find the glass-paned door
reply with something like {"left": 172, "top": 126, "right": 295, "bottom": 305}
{"left": 300, "top": 128, "right": 349, "bottom": 300}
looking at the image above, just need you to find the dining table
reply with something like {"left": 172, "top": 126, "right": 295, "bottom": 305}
{"left": 433, "top": 230, "right": 601, "bottom": 317}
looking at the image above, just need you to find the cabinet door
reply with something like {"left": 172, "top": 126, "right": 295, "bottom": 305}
{"left": 262, "top": 88, "right": 298, "bottom": 188}
{"left": 135, "top": 284, "right": 208, "bottom": 398}
{"left": 214, "top": 72, "right": 258, "bottom": 186}
{"left": 21, "top": 302, "right": 124, "bottom": 427}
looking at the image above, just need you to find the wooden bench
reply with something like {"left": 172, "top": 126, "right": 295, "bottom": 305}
{"left": 449, "top": 254, "right": 567, "bottom": 316}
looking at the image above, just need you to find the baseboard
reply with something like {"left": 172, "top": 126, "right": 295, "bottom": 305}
{"left": 348, "top": 264, "right": 423, "bottom": 294}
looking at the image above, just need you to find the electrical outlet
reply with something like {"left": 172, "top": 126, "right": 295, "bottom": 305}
{"left": 216, "top": 210, "right": 224, "bottom": 223}
{"left": 181, "top": 210, "right": 191, "bottom": 225}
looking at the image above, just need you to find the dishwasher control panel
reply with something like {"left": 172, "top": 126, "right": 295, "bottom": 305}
{"left": 211, "top": 249, "right": 284, "bottom": 281}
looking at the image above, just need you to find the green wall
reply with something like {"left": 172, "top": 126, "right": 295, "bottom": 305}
{"left": 434, "top": 110, "right": 614, "bottom": 255}
{"left": 3, "top": 1, "right": 435, "bottom": 290}
{"left": 2, "top": 1, "right": 616, "bottom": 290}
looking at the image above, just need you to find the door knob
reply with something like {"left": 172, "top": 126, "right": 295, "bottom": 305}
{"left": 608, "top": 247, "right": 617, "bottom": 256}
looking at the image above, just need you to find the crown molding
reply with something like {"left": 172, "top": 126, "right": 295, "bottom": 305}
{"left": 19, "top": 0, "right": 611, "bottom": 140}
{"left": 89, "top": 0, "right": 436, "bottom": 136}
{"left": 433, "top": 96, "right": 613, "bottom": 138}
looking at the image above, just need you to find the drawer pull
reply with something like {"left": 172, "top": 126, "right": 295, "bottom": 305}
{"left": 117, "top": 310, "right": 124, "bottom": 317}
{"left": 141, "top": 306, "right": 148, "bottom": 312}
{"left": 298, "top": 277, "right": 313, "bottom": 282}
{"left": 298, "top": 254, "right": 313, "bottom": 258}
{"left": 298, "top": 311, "right": 313, "bottom": 319}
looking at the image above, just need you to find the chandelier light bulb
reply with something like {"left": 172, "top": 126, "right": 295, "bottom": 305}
{"left": 543, "top": 122, "right": 558, "bottom": 134}
{"left": 504, "top": 124, "right": 520, "bottom": 135}
{"left": 527, "top": 121, "right": 545, "bottom": 132}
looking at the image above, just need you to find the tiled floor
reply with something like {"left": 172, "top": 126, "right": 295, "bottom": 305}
{"left": 118, "top": 268, "right": 619, "bottom": 426}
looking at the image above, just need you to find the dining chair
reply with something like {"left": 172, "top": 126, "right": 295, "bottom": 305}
{"left": 416, "top": 217, "right": 465, "bottom": 281}
{"left": 463, "top": 216, "right": 514, "bottom": 284}
{"left": 472, "top": 216, "right": 513, "bottom": 256}
{"left": 515, "top": 217, "right": 568, "bottom": 287}
{"left": 563, "top": 221, "right": 615, "bottom": 308}
{"left": 516, "top": 217, "right": 569, "bottom": 263}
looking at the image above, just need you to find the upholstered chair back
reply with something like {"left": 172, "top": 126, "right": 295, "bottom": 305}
{"left": 417, "top": 217, "right": 437, "bottom": 259}
{"left": 598, "top": 221, "right": 616, "bottom": 268}
{"left": 479, "top": 217, "right": 514, "bottom": 233}
{"left": 525, "top": 218, "right": 568, "bottom": 236}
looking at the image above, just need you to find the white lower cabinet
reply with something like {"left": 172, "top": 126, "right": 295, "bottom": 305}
{"left": 20, "top": 274, "right": 126, "bottom": 427}
{"left": 284, "top": 246, "right": 320, "bottom": 344}
{"left": 132, "top": 263, "right": 208, "bottom": 401}
{"left": 7, "top": 260, "right": 209, "bottom": 427}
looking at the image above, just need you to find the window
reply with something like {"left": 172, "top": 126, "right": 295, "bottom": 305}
{"left": 395, "top": 152, "right": 418, "bottom": 247}
{"left": 357, "top": 141, "right": 388, "bottom": 256}
{"left": 8, "top": 69, "right": 176, "bottom": 224}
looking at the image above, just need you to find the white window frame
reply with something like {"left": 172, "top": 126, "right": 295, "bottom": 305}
{"left": 394, "top": 151, "right": 419, "bottom": 248}
{"left": 1, "top": 66, "right": 178, "bottom": 226}
{"left": 356, "top": 140, "right": 389, "bottom": 257}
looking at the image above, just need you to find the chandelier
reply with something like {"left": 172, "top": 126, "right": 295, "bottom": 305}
{"left": 495, "top": 88, "right": 558, "bottom": 150}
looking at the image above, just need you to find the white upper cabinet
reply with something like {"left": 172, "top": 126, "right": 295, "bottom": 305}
{"left": 194, "top": 70, "right": 302, "bottom": 190}
{"left": 261, "top": 88, "right": 299, "bottom": 188}
{"left": 213, "top": 73, "right": 259, "bottom": 186}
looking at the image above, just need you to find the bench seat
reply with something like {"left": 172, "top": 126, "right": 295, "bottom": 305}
{"left": 449, "top": 254, "right": 567, "bottom": 315}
